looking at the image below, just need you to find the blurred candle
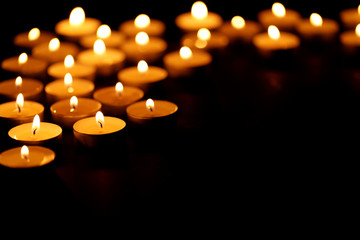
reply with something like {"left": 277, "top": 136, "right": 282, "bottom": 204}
{"left": 181, "top": 28, "right": 229, "bottom": 51}
{"left": 0, "top": 76, "right": 43, "bottom": 101}
{"left": 13, "top": 28, "right": 56, "bottom": 49}
{"left": 340, "top": 24, "right": 360, "bottom": 54}
{"left": 340, "top": 5, "right": 360, "bottom": 29}
{"left": 119, "top": 14, "right": 166, "bottom": 37}
{"left": 79, "top": 24, "right": 126, "bottom": 49}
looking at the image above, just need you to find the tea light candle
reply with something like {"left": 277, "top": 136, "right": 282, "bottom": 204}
{"left": 296, "top": 13, "right": 339, "bottom": 41}
{"left": 340, "top": 24, "right": 360, "bottom": 54}
{"left": 47, "top": 55, "right": 96, "bottom": 81}
{"left": 31, "top": 38, "right": 80, "bottom": 64}
{"left": 175, "top": 1, "right": 223, "bottom": 32}
{"left": 8, "top": 114, "right": 62, "bottom": 145}
{"left": 73, "top": 111, "right": 126, "bottom": 147}
{"left": 258, "top": 2, "right": 301, "bottom": 30}
{"left": 13, "top": 28, "right": 56, "bottom": 49}
{"left": 55, "top": 7, "right": 101, "bottom": 40}
{"left": 117, "top": 60, "right": 167, "bottom": 91}
{"left": 119, "top": 14, "right": 166, "bottom": 37}
{"left": 0, "top": 76, "right": 43, "bottom": 101}
{"left": 1, "top": 52, "right": 47, "bottom": 79}
{"left": 163, "top": 46, "right": 212, "bottom": 78}
{"left": 50, "top": 96, "right": 102, "bottom": 129}
{"left": 0, "top": 93, "right": 44, "bottom": 127}
{"left": 0, "top": 145, "right": 55, "bottom": 168}
{"left": 181, "top": 28, "right": 229, "bottom": 50}
{"left": 79, "top": 24, "right": 126, "bottom": 49}
{"left": 121, "top": 32, "right": 167, "bottom": 63}
{"left": 340, "top": 5, "right": 360, "bottom": 29}
{"left": 219, "top": 16, "right": 262, "bottom": 43}
{"left": 77, "top": 39, "right": 126, "bottom": 76}
{"left": 45, "top": 73, "right": 95, "bottom": 103}
{"left": 93, "top": 82, "right": 144, "bottom": 116}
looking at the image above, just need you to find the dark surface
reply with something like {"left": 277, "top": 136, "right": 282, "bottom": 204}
{"left": 0, "top": 1, "right": 357, "bottom": 221}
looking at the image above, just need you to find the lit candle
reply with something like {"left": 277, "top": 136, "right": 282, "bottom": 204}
{"left": 31, "top": 38, "right": 80, "bottom": 64}
{"left": 175, "top": 1, "right": 223, "bottom": 32}
{"left": 50, "top": 96, "right": 102, "bottom": 129}
{"left": 163, "top": 46, "right": 212, "bottom": 78}
{"left": 55, "top": 7, "right": 101, "bottom": 40}
{"left": 77, "top": 39, "right": 126, "bottom": 76}
{"left": 8, "top": 114, "right": 62, "bottom": 145}
{"left": 181, "top": 27, "right": 229, "bottom": 50}
{"left": 0, "top": 76, "right": 43, "bottom": 101}
{"left": 13, "top": 28, "right": 56, "bottom": 49}
{"left": 258, "top": 2, "right": 301, "bottom": 30}
{"left": 296, "top": 13, "right": 339, "bottom": 41}
{"left": 45, "top": 73, "right": 95, "bottom": 103}
{"left": 119, "top": 13, "right": 166, "bottom": 37}
{"left": 93, "top": 82, "right": 144, "bottom": 117}
{"left": 340, "top": 24, "right": 360, "bottom": 54}
{"left": 340, "top": 5, "right": 360, "bottom": 29}
{"left": 117, "top": 60, "right": 168, "bottom": 92}
{"left": 79, "top": 24, "right": 126, "bottom": 49}
{"left": 47, "top": 55, "right": 96, "bottom": 81}
{"left": 1, "top": 52, "right": 47, "bottom": 79}
{"left": 73, "top": 111, "right": 126, "bottom": 147}
{"left": 0, "top": 93, "right": 44, "bottom": 127}
{"left": 121, "top": 31, "right": 167, "bottom": 63}
{"left": 0, "top": 145, "right": 55, "bottom": 168}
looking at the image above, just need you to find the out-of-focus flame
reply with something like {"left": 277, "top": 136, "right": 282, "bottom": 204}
{"left": 268, "top": 25, "right": 280, "bottom": 40}
{"left": 115, "top": 82, "right": 123, "bottom": 96}
{"left": 356, "top": 24, "right": 360, "bottom": 37}
{"left": 70, "top": 96, "right": 78, "bottom": 112}
{"left": 49, "top": 38, "right": 60, "bottom": 51}
{"left": 21, "top": 145, "right": 29, "bottom": 161}
{"left": 137, "top": 60, "right": 148, "bottom": 73}
{"left": 64, "top": 55, "right": 75, "bottom": 68}
{"left": 97, "top": 24, "right": 111, "bottom": 39}
{"left": 231, "top": 16, "right": 245, "bottom": 29}
{"left": 135, "top": 32, "right": 149, "bottom": 45}
{"left": 146, "top": 98, "right": 155, "bottom": 112}
{"left": 28, "top": 28, "right": 40, "bottom": 41}
{"left": 94, "top": 39, "right": 106, "bottom": 55}
{"left": 18, "top": 53, "right": 28, "bottom": 65}
{"left": 310, "top": 13, "right": 323, "bottom": 27}
{"left": 272, "top": 2, "right": 286, "bottom": 18}
{"left": 191, "top": 1, "right": 208, "bottom": 20}
{"left": 64, "top": 73, "right": 74, "bottom": 93}
{"left": 134, "top": 14, "right": 150, "bottom": 28}
{"left": 69, "top": 7, "right": 85, "bottom": 26}
{"left": 179, "top": 46, "right": 192, "bottom": 59}
{"left": 15, "top": 76, "right": 22, "bottom": 89}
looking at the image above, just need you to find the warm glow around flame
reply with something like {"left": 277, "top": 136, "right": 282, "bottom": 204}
{"left": 64, "top": 73, "right": 74, "bottom": 93}
{"left": 70, "top": 96, "right": 78, "bottom": 111}
{"left": 96, "top": 111, "right": 104, "bottom": 128}
{"left": 94, "top": 39, "right": 106, "bottom": 55}
{"left": 197, "top": 28, "right": 211, "bottom": 41}
{"left": 146, "top": 98, "right": 155, "bottom": 112}
{"left": 97, "top": 24, "right": 111, "bottom": 39}
{"left": 69, "top": 7, "right": 85, "bottom": 26}
{"left": 15, "top": 76, "right": 22, "bottom": 89}
{"left": 18, "top": 53, "right": 28, "bottom": 65}
{"left": 135, "top": 32, "right": 149, "bottom": 45}
{"left": 115, "top": 82, "right": 124, "bottom": 96}
{"left": 310, "top": 13, "right": 323, "bottom": 27}
{"left": 231, "top": 16, "right": 245, "bottom": 29}
{"left": 137, "top": 60, "right": 148, "bottom": 73}
{"left": 268, "top": 25, "right": 280, "bottom": 40}
{"left": 134, "top": 14, "right": 150, "bottom": 28}
{"left": 28, "top": 28, "right": 40, "bottom": 41}
{"left": 16, "top": 93, "right": 24, "bottom": 113}
{"left": 21, "top": 145, "right": 29, "bottom": 161}
{"left": 272, "top": 2, "right": 286, "bottom": 18}
{"left": 32, "top": 114, "right": 40, "bottom": 135}
{"left": 64, "top": 55, "right": 74, "bottom": 68}
{"left": 358, "top": 5, "right": 360, "bottom": 15}
{"left": 49, "top": 38, "right": 60, "bottom": 51}
{"left": 191, "top": 1, "right": 208, "bottom": 20}
{"left": 356, "top": 24, "right": 360, "bottom": 37}
{"left": 179, "top": 46, "right": 192, "bottom": 59}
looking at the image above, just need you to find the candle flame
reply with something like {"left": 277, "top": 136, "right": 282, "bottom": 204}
{"left": 32, "top": 114, "right": 40, "bottom": 135}
{"left": 69, "top": 7, "right": 85, "bottom": 26}
{"left": 197, "top": 28, "right": 211, "bottom": 41}
{"left": 231, "top": 16, "right": 245, "bottom": 29}
{"left": 64, "top": 55, "right": 75, "bottom": 68}
{"left": 96, "top": 111, "right": 104, "bottom": 128}
{"left": 146, "top": 98, "right": 155, "bottom": 112}
{"left": 135, "top": 32, "right": 149, "bottom": 46}
{"left": 310, "top": 13, "right": 323, "bottom": 27}
{"left": 134, "top": 14, "right": 150, "bottom": 28}
{"left": 268, "top": 25, "right": 280, "bottom": 40}
{"left": 21, "top": 145, "right": 29, "bottom": 162}
{"left": 137, "top": 60, "right": 148, "bottom": 73}
{"left": 49, "top": 38, "right": 60, "bottom": 51}
{"left": 179, "top": 46, "right": 192, "bottom": 59}
{"left": 191, "top": 1, "right": 208, "bottom": 20}
{"left": 64, "top": 73, "right": 74, "bottom": 93}
{"left": 70, "top": 96, "right": 78, "bottom": 112}
{"left": 15, "top": 76, "right": 22, "bottom": 89}
{"left": 18, "top": 53, "right": 28, "bottom": 65}
{"left": 356, "top": 24, "right": 360, "bottom": 38}
{"left": 16, "top": 93, "right": 24, "bottom": 113}
{"left": 272, "top": 2, "right": 286, "bottom": 18}
{"left": 115, "top": 82, "right": 124, "bottom": 96}
{"left": 28, "top": 28, "right": 40, "bottom": 41}
{"left": 94, "top": 39, "right": 106, "bottom": 55}
{"left": 97, "top": 24, "right": 111, "bottom": 39}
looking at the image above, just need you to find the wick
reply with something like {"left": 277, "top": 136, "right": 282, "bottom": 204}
{"left": 149, "top": 107, "right": 153, "bottom": 112}
{"left": 98, "top": 121, "right": 103, "bottom": 128}
{"left": 33, "top": 128, "right": 37, "bottom": 135}
{"left": 17, "top": 104, "right": 21, "bottom": 113}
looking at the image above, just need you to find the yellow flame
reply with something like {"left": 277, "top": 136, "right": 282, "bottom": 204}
{"left": 94, "top": 39, "right": 106, "bottom": 55}
{"left": 18, "top": 53, "right": 28, "bottom": 65}
{"left": 146, "top": 98, "right": 155, "bottom": 112}
{"left": 135, "top": 32, "right": 149, "bottom": 45}
{"left": 134, "top": 14, "right": 151, "bottom": 28}
{"left": 137, "top": 60, "right": 148, "bottom": 73}
{"left": 191, "top": 1, "right": 208, "bottom": 20}
{"left": 272, "top": 2, "right": 286, "bottom": 18}
{"left": 96, "top": 111, "right": 104, "bottom": 128}
{"left": 268, "top": 25, "right": 280, "bottom": 40}
{"left": 197, "top": 28, "right": 211, "bottom": 41}
{"left": 97, "top": 24, "right": 111, "bottom": 39}
{"left": 32, "top": 114, "right": 40, "bottom": 135}
{"left": 64, "top": 73, "right": 74, "bottom": 93}
{"left": 69, "top": 7, "right": 85, "bottom": 26}
{"left": 49, "top": 38, "right": 60, "bottom": 51}
{"left": 70, "top": 96, "right": 78, "bottom": 112}
{"left": 15, "top": 76, "right": 22, "bottom": 89}
{"left": 28, "top": 28, "right": 40, "bottom": 41}
{"left": 21, "top": 145, "right": 29, "bottom": 161}
{"left": 115, "top": 82, "right": 124, "bottom": 96}
{"left": 356, "top": 24, "right": 360, "bottom": 37}
{"left": 231, "top": 16, "right": 245, "bottom": 29}
{"left": 16, "top": 93, "right": 24, "bottom": 113}
{"left": 64, "top": 55, "right": 75, "bottom": 68}
{"left": 179, "top": 46, "right": 192, "bottom": 59}
{"left": 310, "top": 13, "right": 323, "bottom": 27}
